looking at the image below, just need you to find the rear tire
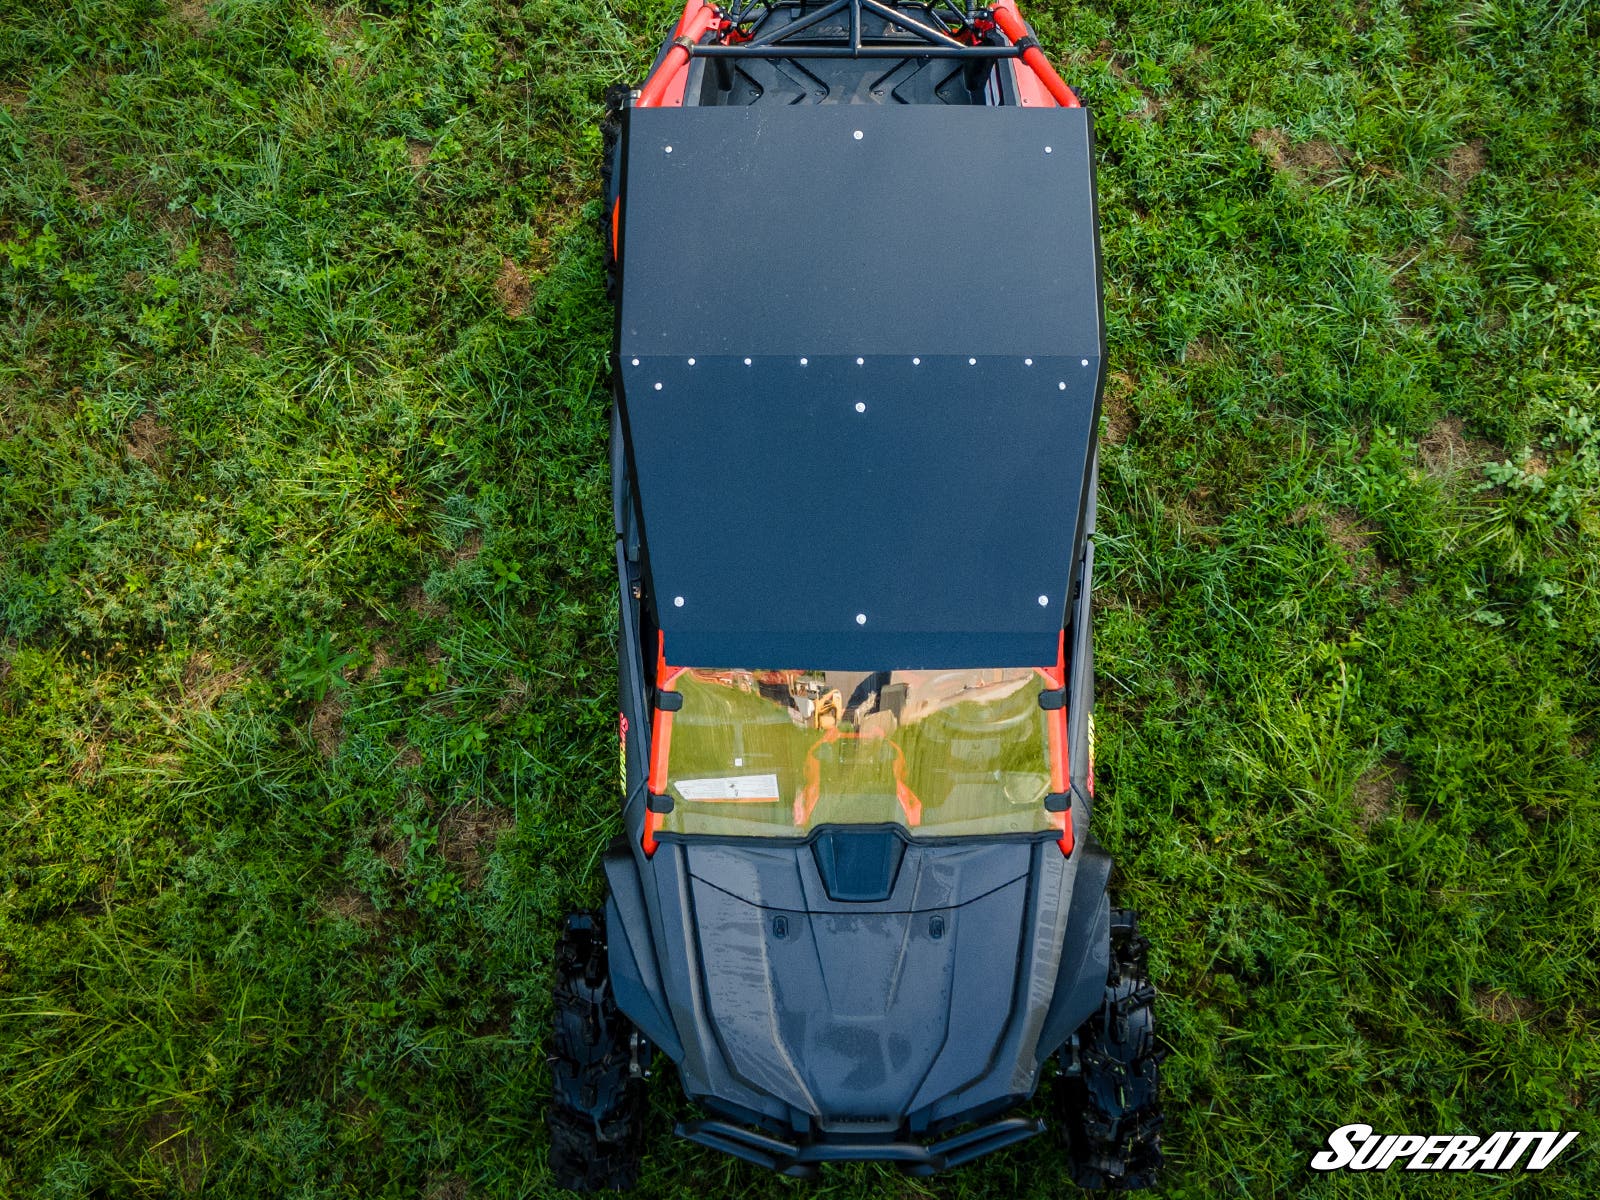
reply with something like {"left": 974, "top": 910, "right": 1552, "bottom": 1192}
{"left": 599, "top": 85, "right": 630, "bottom": 306}
{"left": 548, "top": 911, "right": 646, "bottom": 1191}
{"left": 1057, "top": 908, "right": 1164, "bottom": 1191}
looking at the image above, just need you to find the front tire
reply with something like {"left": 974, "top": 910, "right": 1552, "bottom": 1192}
{"left": 1057, "top": 908, "right": 1164, "bottom": 1190}
{"left": 548, "top": 911, "right": 646, "bottom": 1191}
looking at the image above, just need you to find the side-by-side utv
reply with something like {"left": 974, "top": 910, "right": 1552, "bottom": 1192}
{"left": 548, "top": 0, "right": 1162, "bottom": 1188}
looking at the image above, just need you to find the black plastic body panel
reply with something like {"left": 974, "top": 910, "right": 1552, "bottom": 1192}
{"left": 811, "top": 826, "right": 906, "bottom": 901}
{"left": 1033, "top": 833, "right": 1111, "bottom": 1058}
{"left": 604, "top": 844, "right": 684, "bottom": 1062}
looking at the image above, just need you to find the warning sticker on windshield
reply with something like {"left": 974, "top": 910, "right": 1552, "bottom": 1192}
{"left": 673, "top": 774, "right": 782, "bottom": 802}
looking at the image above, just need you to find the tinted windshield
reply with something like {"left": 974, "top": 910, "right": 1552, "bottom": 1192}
{"left": 651, "top": 667, "right": 1065, "bottom": 839}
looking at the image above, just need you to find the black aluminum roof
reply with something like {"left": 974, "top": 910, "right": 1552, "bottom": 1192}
{"left": 617, "top": 104, "right": 1102, "bottom": 669}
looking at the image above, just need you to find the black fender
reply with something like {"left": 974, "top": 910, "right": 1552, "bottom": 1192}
{"left": 1033, "top": 834, "right": 1112, "bottom": 1060}
{"left": 604, "top": 842, "right": 685, "bottom": 1062}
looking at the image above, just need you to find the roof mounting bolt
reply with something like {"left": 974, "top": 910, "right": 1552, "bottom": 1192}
{"left": 1045, "top": 145, "right": 1053, "bottom": 154}
{"left": 744, "top": 357, "right": 752, "bottom": 365}
{"left": 912, "top": 357, "right": 921, "bottom": 365}
{"left": 1058, "top": 381, "right": 1067, "bottom": 390}
{"left": 1081, "top": 358, "right": 1089, "bottom": 367}
{"left": 855, "top": 402, "right": 866, "bottom": 413}
{"left": 1038, "top": 594, "right": 1049, "bottom": 606}
{"left": 664, "top": 145, "right": 673, "bottom": 153}
{"left": 855, "top": 613, "right": 867, "bottom": 625}
{"left": 673, "top": 596, "right": 684, "bottom": 607}
{"left": 853, "top": 130, "right": 864, "bottom": 140}
{"left": 856, "top": 357, "right": 864, "bottom": 366}
{"left": 687, "top": 357, "right": 696, "bottom": 365}
{"left": 968, "top": 357, "right": 977, "bottom": 365}
{"left": 1025, "top": 357, "right": 1033, "bottom": 366}
{"left": 654, "top": 381, "right": 663, "bottom": 391}
{"left": 631, "top": 357, "right": 640, "bottom": 366}
{"left": 800, "top": 357, "right": 808, "bottom": 366}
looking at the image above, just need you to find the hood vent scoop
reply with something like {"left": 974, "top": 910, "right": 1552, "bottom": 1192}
{"left": 811, "top": 827, "right": 906, "bottom": 902}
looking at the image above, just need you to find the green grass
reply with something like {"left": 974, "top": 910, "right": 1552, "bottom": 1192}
{"left": 1, "top": 0, "right": 1597, "bottom": 1196}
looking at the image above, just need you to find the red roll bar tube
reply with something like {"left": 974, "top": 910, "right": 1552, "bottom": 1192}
{"left": 671, "top": 0, "right": 700, "bottom": 36}
{"left": 989, "top": 0, "right": 1080, "bottom": 108}
{"left": 637, "top": 2, "right": 722, "bottom": 109}
{"left": 1035, "top": 630, "right": 1075, "bottom": 856}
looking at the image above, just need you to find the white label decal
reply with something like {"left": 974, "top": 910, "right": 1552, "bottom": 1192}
{"left": 674, "top": 774, "right": 781, "bottom": 802}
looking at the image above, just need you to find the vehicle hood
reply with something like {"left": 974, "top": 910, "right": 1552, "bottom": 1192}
{"left": 679, "top": 837, "right": 1048, "bottom": 1130}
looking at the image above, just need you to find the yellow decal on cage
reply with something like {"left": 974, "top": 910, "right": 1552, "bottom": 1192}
{"left": 1088, "top": 712, "right": 1096, "bottom": 795}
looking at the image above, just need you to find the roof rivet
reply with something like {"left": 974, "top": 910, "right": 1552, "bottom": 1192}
{"left": 855, "top": 613, "right": 867, "bottom": 625}
{"left": 800, "top": 357, "right": 808, "bottom": 366}
{"left": 912, "top": 357, "right": 921, "bottom": 365}
{"left": 744, "top": 357, "right": 752, "bottom": 366}
{"left": 1058, "top": 381, "right": 1066, "bottom": 391}
{"left": 856, "top": 357, "right": 864, "bottom": 366}
{"left": 664, "top": 145, "right": 673, "bottom": 153}
{"left": 654, "top": 382, "right": 663, "bottom": 391}
{"left": 1038, "top": 595, "right": 1049, "bottom": 606}
{"left": 1081, "top": 358, "right": 1089, "bottom": 367}
{"left": 855, "top": 402, "right": 866, "bottom": 413}
{"left": 631, "top": 357, "right": 640, "bottom": 366}
{"left": 968, "top": 357, "right": 977, "bottom": 365}
{"left": 673, "top": 596, "right": 684, "bottom": 607}
{"left": 687, "top": 357, "right": 696, "bottom": 366}
{"left": 1024, "top": 357, "right": 1033, "bottom": 366}
{"left": 853, "top": 130, "right": 864, "bottom": 140}
{"left": 1044, "top": 145, "right": 1053, "bottom": 154}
